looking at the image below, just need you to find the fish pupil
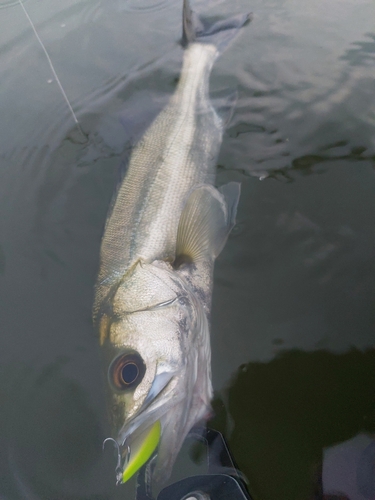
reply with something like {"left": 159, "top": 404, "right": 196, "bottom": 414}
{"left": 121, "top": 362, "right": 139, "bottom": 385}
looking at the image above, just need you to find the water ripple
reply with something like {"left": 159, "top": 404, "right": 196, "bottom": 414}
{"left": 0, "top": 0, "right": 28, "bottom": 9}
{"left": 113, "top": 0, "right": 173, "bottom": 13}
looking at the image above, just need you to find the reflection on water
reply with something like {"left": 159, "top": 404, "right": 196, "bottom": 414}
{"left": 267, "top": 145, "right": 375, "bottom": 183}
{"left": 0, "top": 0, "right": 374, "bottom": 498}
{"left": 323, "top": 434, "right": 375, "bottom": 500}
{"left": 341, "top": 33, "right": 375, "bottom": 67}
{"left": 210, "top": 349, "right": 375, "bottom": 500}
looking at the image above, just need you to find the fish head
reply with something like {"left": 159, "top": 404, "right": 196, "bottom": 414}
{"left": 99, "top": 261, "right": 212, "bottom": 486}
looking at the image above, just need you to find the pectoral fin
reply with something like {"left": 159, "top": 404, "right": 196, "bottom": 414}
{"left": 175, "top": 182, "right": 240, "bottom": 266}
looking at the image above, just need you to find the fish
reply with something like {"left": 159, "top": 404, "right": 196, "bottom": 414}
{"left": 93, "top": 0, "right": 251, "bottom": 489}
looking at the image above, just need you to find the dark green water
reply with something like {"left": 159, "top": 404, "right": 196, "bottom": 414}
{"left": 0, "top": 0, "right": 374, "bottom": 498}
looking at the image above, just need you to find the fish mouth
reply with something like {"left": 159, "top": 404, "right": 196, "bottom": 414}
{"left": 104, "top": 420, "right": 161, "bottom": 484}
{"left": 104, "top": 371, "right": 185, "bottom": 484}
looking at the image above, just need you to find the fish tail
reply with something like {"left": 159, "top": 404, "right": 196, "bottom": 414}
{"left": 181, "top": 0, "right": 252, "bottom": 54}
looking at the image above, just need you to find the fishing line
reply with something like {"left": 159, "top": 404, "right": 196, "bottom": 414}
{"left": 18, "top": 0, "right": 84, "bottom": 136}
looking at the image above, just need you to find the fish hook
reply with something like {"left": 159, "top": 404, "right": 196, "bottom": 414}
{"left": 103, "top": 437, "right": 122, "bottom": 471}
{"left": 115, "top": 442, "right": 131, "bottom": 485}
{"left": 102, "top": 437, "right": 131, "bottom": 485}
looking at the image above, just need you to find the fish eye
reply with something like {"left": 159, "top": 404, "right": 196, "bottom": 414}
{"left": 109, "top": 352, "right": 146, "bottom": 391}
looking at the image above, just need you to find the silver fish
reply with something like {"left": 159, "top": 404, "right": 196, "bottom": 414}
{"left": 94, "top": 0, "right": 250, "bottom": 488}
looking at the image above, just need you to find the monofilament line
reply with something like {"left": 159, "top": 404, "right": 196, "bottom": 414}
{"left": 19, "top": 0, "right": 84, "bottom": 135}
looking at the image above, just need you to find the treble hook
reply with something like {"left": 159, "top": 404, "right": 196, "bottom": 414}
{"left": 115, "top": 443, "right": 131, "bottom": 485}
{"left": 103, "top": 437, "right": 131, "bottom": 485}
{"left": 103, "top": 437, "right": 122, "bottom": 471}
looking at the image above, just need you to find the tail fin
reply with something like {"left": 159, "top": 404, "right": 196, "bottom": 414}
{"left": 181, "top": 0, "right": 252, "bottom": 54}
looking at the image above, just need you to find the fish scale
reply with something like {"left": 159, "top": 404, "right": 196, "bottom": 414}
{"left": 108, "top": 44, "right": 219, "bottom": 269}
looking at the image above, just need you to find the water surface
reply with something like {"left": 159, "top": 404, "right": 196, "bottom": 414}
{"left": 0, "top": 0, "right": 374, "bottom": 498}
